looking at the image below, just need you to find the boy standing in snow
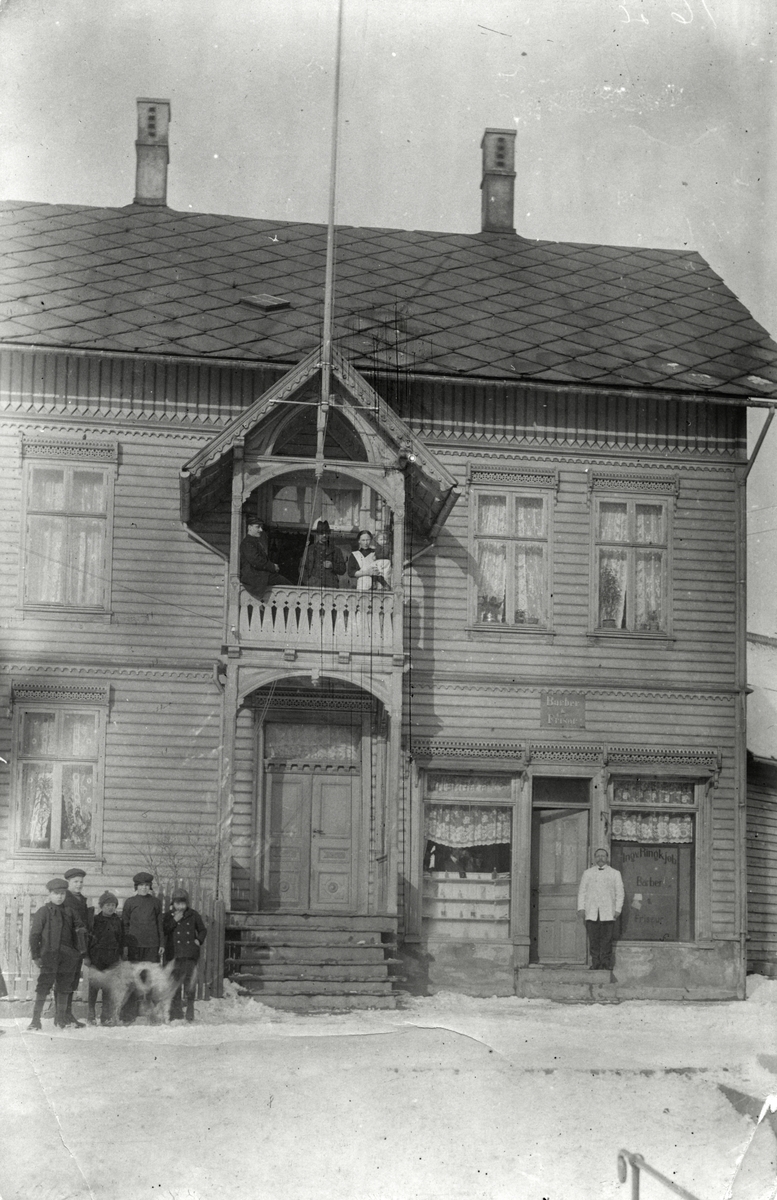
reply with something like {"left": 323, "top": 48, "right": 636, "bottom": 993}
{"left": 28, "top": 878, "right": 88, "bottom": 1031}
{"left": 120, "top": 872, "right": 163, "bottom": 1022}
{"left": 86, "top": 891, "right": 124, "bottom": 1024}
{"left": 61, "top": 867, "right": 92, "bottom": 1027}
{"left": 163, "top": 888, "right": 207, "bottom": 1022}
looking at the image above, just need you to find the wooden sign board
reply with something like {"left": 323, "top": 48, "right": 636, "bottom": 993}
{"left": 540, "top": 691, "right": 586, "bottom": 730}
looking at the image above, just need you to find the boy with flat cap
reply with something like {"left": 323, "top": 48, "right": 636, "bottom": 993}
{"left": 62, "top": 867, "right": 93, "bottom": 1027}
{"left": 120, "top": 872, "right": 164, "bottom": 1022}
{"left": 28, "top": 878, "right": 88, "bottom": 1031}
{"left": 86, "top": 891, "right": 124, "bottom": 1024}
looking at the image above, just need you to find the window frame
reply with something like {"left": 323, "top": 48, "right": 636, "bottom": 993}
{"left": 20, "top": 439, "right": 117, "bottom": 617}
{"left": 467, "top": 468, "right": 557, "bottom": 634}
{"left": 10, "top": 684, "right": 108, "bottom": 861}
{"left": 589, "top": 481, "right": 675, "bottom": 638}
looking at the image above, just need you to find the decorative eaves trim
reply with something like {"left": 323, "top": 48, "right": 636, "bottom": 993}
{"left": 22, "top": 437, "right": 118, "bottom": 463}
{"left": 11, "top": 681, "right": 111, "bottom": 706}
{"left": 468, "top": 465, "right": 558, "bottom": 491}
{"left": 589, "top": 471, "right": 679, "bottom": 496}
{"left": 411, "top": 738, "right": 720, "bottom": 770}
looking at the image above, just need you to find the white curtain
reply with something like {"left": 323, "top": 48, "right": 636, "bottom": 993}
{"left": 611, "top": 811, "right": 693, "bottom": 844}
{"left": 62, "top": 764, "right": 93, "bottom": 848}
{"left": 71, "top": 470, "right": 106, "bottom": 513}
{"left": 20, "top": 763, "right": 52, "bottom": 847}
{"left": 26, "top": 516, "right": 67, "bottom": 603}
{"left": 425, "top": 803, "right": 512, "bottom": 848}
{"left": 635, "top": 550, "right": 664, "bottom": 630}
{"left": 30, "top": 467, "right": 65, "bottom": 508}
{"left": 515, "top": 544, "right": 544, "bottom": 624}
{"left": 70, "top": 519, "right": 104, "bottom": 606}
{"left": 62, "top": 712, "right": 98, "bottom": 757}
{"left": 635, "top": 504, "right": 663, "bottom": 544}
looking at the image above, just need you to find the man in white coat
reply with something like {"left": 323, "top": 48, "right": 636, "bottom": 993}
{"left": 577, "top": 848, "right": 625, "bottom": 971}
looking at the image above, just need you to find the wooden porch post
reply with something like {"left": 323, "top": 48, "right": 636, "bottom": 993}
{"left": 216, "top": 445, "right": 245, "bottom": 905}
{"left": 227, "top": 443, "right": 244, "bottom": 645}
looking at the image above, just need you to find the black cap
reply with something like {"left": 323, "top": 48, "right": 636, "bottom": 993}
{"left": 46, "top": 878, "right": 69, "bottom": 892}
{"left": 171, "top": 888, "right": 189, "bottom": 903}
{"left": 98, "top": 891, "right": 119, "bottom": 907}
{"left": 64, "top": 868, "right": 86, "bottom": 880}
{"left": 314, "top": 519, "right": 331, "bottom": 535}
{"left": 132, "top": 871, "right": 154, "bottom": 886}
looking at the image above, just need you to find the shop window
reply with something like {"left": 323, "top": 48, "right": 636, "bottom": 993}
{"left": 594, "top": 497, "right": 669, "bottom": 632}
{"left": 610, "top": 778, "right": 696, "bottom": 942}
{"left": 21, "top": 442, "right": 116, "bottom": 612}
{"left": 13, "top": 695, "right": 106, "bottom": 855}
{"left": 471, "top": 489, "right": 550, "bottom": 627}
{"left": 423, "top": 773, "right": 513, "bottom": 940}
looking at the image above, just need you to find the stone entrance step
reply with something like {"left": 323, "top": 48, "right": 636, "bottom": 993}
{"left": 516, "top": 965, "right": 618, "bottom": 1003}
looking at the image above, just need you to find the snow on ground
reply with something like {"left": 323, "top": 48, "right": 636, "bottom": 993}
{"left": 1, "top": 981, "right": 777, "bottom": 1200}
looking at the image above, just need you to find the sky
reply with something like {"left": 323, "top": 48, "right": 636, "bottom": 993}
{"left": 0, "top": 0, "right": 776, "bottom": 632}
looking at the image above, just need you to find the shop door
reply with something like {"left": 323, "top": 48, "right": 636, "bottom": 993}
{"left": 531, "top": 808, "right": 589, "bottom": 963}
{"left": 264, "top": 768, "right": 359, "bottom": 913}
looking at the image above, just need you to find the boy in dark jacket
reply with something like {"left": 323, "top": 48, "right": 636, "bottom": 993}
{"left": 86, "top": 891, "right": 124, "bottom": 1024}
{"left": 163, "top": 888, "right": 207, "bottom": 1022}
{"left": 62, "top": 867, "right": 93, "bottom": 1027}
{"left": 120, "top": 871, "right": 163, "bottom": 1022}
{"left": 28, "top": 878, "right": 88, "bottom": 1031}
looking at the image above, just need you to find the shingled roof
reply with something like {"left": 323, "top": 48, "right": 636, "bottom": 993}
{"left": 1, "top": 199, "right": 776, "bottom": 398}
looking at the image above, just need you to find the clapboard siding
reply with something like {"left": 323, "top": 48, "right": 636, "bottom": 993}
{"left": 747, "top": 763, "right": 777, "bottom": 968}
{"left": 407, "top": 455, "right": 738, "bottom": 689}
{"left": 0, "top": 678, "right": 221, "bottom": 903}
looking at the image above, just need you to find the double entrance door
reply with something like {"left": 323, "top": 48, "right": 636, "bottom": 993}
{"left": 530, "top": 802, "right": 590, "bottom": 964}
{"left": 263, "top": 765, "right": 360, "bottom": 913}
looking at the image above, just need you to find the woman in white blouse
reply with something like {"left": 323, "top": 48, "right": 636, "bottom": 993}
{"left": 346, "top": 530, "right": 391, "bottom": 591}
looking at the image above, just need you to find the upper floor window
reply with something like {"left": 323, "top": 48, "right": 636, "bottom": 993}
{"left": 471, "top": 484, "right": 551, "bottom": 628}
{"left": 21, "top": 440, "right": 117, "bottom": 612}
{"left": 12, "top": 684, "right": 108, "bottom": 856}
{"left": 594, "top": 496, "right": 669, "bottom": 633}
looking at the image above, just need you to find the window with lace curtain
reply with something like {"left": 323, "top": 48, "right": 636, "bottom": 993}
{"left": 14, "top": 704, "right": 105, "bottom": 855}
{"left": 22, "top": 457, "right": 115, "bottom": 612}
{"left": 594, "top": 497, "right": 669, "bottom": 633}
{"left": 471, "top": 489, "right": 550, "bottom": 628}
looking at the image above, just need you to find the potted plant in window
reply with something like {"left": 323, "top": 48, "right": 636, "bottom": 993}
{"left": 599, "top": 565, "right": 623, "bottom": 629}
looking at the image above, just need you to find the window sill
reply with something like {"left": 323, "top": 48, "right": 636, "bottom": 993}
{"left": 20, "top": 606, "right": 112, "bottom": 623}
{"left": 467, "top": 624, "right": 554, "bottom": 642}
{"left": 11, "top": 850, "right": 102, "bottom": 862}
{"left": 587, "top": 630, "right": 674, "bottom": 643}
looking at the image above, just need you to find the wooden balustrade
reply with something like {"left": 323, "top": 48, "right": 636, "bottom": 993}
{"left": 238, "top": 586, "right": 395, "bottom": 653}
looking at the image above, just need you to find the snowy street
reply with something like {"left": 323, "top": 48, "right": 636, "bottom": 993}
{"left": 3, "top": 981, "right": 777, "bottom": 1200}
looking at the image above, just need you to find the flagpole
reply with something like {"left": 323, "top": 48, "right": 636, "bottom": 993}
{"left": 315, "top": 0, "right": 344, "bottom": 479}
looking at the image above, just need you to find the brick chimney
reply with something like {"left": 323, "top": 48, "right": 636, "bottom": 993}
{"left": 480, "top": 128, "right": 516, "bottom": 234}
{"left": 134, "top": 98, "right": 171, "bottom": 206}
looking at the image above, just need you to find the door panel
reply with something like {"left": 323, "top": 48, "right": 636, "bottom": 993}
{"left": 263, "top": 769, "right": 359, "bottom": 914}
{"left": 266, "top": 773, "right": 309, "bottom": 911}
{"left": 531, "top": 807, "right": 589, "bottom": 963}
{"left": 310, "top": 775, "right": 358, "bottom": 912}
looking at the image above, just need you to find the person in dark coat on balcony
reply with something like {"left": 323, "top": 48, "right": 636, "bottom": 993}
{"left": 28, "top": 878, "right": 88, "bottom": 1031}
{"left": 120, "top": 872, "right": 164, "bottom": 1022}
{"left": 300, "top": 519, "right": 346, "bottom": 588}
{"left": 86, "top": 891, "right": 124, "bottom": 1024}
{"left": 163, "top": 888, "right": 207, "bottom": 1022}
{"left": 239, "top": 518, "right": 292, "bottom": 598}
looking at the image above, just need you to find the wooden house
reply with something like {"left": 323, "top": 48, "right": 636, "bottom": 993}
{"left": 2, "top": 104, "right": 776, "bottom": 1004}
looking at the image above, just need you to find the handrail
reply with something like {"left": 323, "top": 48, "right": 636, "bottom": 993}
{"left": 617, "top": 1150, "right": 703, "bottom": 1200}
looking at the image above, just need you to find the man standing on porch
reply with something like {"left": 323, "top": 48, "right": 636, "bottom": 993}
{"left": 577, "top": 849, "right": 624, "bottom": 971}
